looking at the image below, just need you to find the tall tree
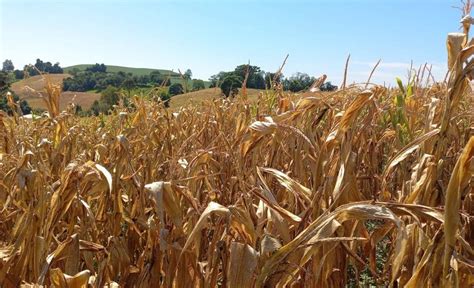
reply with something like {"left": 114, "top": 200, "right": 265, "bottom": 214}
{"left": 2, "top": 60, "right": 14, "bottom": 72}
{"left": 184, "top": 69, "right": 192, "bottom": 80}
{"left": 233, "top": 64, "right": 265, "bottom": 89}
{"left": 220, "top": 75, "right": 242, "bottom": 97}
{"left": 34, "top": 59, "right": 45, "bottom": 73}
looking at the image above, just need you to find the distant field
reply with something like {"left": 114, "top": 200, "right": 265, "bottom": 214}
{"left": 11, "top": 75, "right": 277, "bottom": 112}
{"left": 169, "top": 88, "right": 267, "bottom": 108}
{"left": 11, "top": 74, "right": 100, "bottom": 110}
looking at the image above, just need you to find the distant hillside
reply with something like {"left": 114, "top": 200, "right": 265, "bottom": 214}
{"left": 11, "top": 74, "right": 100, "bottom": 110}
{"left": 63, "top": 64, "right": 211, "bottom": 87}
{"left": 63, "top": 64, "right": 180, "bottom": 77}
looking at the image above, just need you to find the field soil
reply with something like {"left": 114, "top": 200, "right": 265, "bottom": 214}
{"left": 11, "top": 74, "right": 100, "bottom": 110}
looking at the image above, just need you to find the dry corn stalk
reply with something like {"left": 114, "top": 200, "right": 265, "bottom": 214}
{"left": 0, "top": 5, "right": 473, "bottom": 288}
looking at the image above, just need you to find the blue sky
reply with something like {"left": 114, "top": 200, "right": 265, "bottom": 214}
{"left": 0, "top": 0, "right": 462, "bottom": 84}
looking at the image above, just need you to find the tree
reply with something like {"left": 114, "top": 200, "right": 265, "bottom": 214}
{"left": 150, "top": 71, "right": 170, "bottom": 86}
{"left": 0, "top": 72, "right": 9, "bottom": 94}
{"left": 34, "top": 59, "right": 45, "bottom": 73}
{"left": 192, "top": 79, "right": 205, "bottom": 91}
{"left": 121, "top": 78, "right": 136, "bottom": 96}
{"left": 90, "top": 86, "right": 121, "bottom": 115}
{"left": 265, "top": 72, "right": 283, "bottom": 88}
{"left": 283, "top": 72, "right": 315, "bottom": 92}
{"left": 233, "top": 64, "right": 265, "bottom": 89}
{"left": 51, "top": 62, "right": 63, "bottom": 73}
{"left": 154, "top": 87, "right": 171, "bottom": 107}
{"left": 23, "top": 59, "right": 63, "bottom": 76}
{"left": 184, "top": 69, "right": 192, "bottom": 80}
{"left": 86, "top": 63, "right": 107, "bottom": 73}
{"left": 0, "top": 71, "right": 31, "bottom": 115}
{"left": 2, "top": 60, "right": 14, "bottom": 72}
{"left": 220, "top": 75, "right": 242, "bottom": 97}
{"left": 169, "top": 83, "right": 184, "bottom": 96}
{"left": 209, "top": 71, "right": 235, "bottom": 88}
{"left": 101, "top": 86, "right": 121, "bottom": 107}
{"left": 13, "top": 70, "right": 24, "bottom": 80}
{"left": 319, "top": 81, "right": 338, "bottom": 91}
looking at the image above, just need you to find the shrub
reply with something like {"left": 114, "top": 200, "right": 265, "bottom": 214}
{"left": 192, "top": 79, "right": 206, "bottom": 91}
{"left": 169, "top": 83, "right": 184, "bottom": 96}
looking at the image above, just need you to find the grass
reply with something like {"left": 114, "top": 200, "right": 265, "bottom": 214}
{"left": 63, "top": 64, "right": 180, "bottom": 77}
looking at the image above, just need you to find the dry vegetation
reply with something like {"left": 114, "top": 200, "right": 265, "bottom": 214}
{"left": 1, "top": 11, "right": 474, "bottom": 288}
{"left": 169, "top": 88, "right": 263, "bottom": 109}
{"left": 11, "top": 74, "right": 100, "bottom": 110}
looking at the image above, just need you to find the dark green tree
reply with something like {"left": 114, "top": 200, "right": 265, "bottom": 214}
{"left": 51, "top": 62, "right": 63, "bottom": 73}
{"left": 86, "top": 63, "right": 107, "bottom": 73}
{"left": 220, "top": 75, "right": 242, "bottom": 97}
{"left": 0, "top": 71, "right": 31, "bottom": 115}
{"left": 233, "top": 64, "right": 265, "bottom": 89}
{"left": 184, "top": 69, "right": 192, "bottom": 80}
{"left": 34, "top": 59, "right": 45, "bottom": 73}
{"left": 121, "top": 78, "right": 136, "bottom": 96}
{"left": 283, "top": 72, "right": 315, "bottom": 92}
{"left": 169, "top": 83, "right": 184, "bottom": 96}
{"left": 0, "top": 71, "right": 9, "bottom": 93}
{"left": 319, "top": 81, "right": 338, "bottom": 91}
{"left": 208, "top": 73, "right": 222, "bottom": 88}
{"left": 13, "top": 70, "right": 24, "bottom": 80}
{"left": 150, "top": 71, "right": 170, "bottom": 86}
{"left": 2, "top": 60, "right": 14, "bottom": 72}
{"left": 24, "top": 59, "right": 63, "bottom": 75}
{"left": 158, "top": 89, "right": 171, "bottom": 107}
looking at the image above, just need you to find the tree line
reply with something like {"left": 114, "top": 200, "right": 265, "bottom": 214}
{"left": 2, "top": 59, "right": 64, "bottom": 79}
{"left": 209, "top": 64, "right": 337, "bottom": 97}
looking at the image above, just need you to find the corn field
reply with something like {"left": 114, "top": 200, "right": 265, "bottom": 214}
{"left": 1, "top": 12, "right": 474, "bottom": 288}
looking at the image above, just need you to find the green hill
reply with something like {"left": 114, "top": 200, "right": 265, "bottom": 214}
{"left": 63, "top": 64, "right": 180, "bottom": 77}
{"left": 63, "top": 64, "right": 210, "bottom": 87}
